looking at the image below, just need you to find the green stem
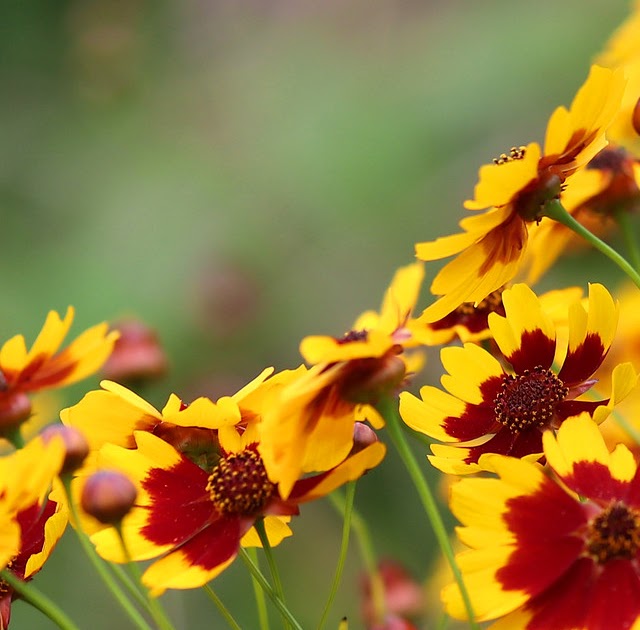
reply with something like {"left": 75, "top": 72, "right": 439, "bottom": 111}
{"left": 203, "top": 584, "right": 242, "bottom": 630}
{"left": 246, "top": 548, "right": 270, "bottom": 630}
{"left": 614, "top": 208, "right": 640, "bottom": 272}
{"left": 328, "top": 493, "right": 386, "bottom": 624}
{"left": 115, "top": 525, "right": 176, "bottom": 630}
{"left": 254, "top": 518, "right": 287, "bottom": 618}
{"left": 544, "top": 199, "right": 640, "bottom": 289}
{"left": 239, "top": 549, "right": 304, "bottom": 630}
{"left": 1, "top": 570, "right": 81, "bottom": 630}
{"left": 317, "top": 482, "right": 356, "bottom": 630}
{"left": 378, "top": 398, "right": 479, "bottom": 629}
{"left": 5, "top": 426, "right": 25, "bottom": 449}
{"left": 61, "top": 478, "right": 152, "bottom": 630}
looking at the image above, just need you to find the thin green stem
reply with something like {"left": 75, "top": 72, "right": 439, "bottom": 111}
{"left": 5, "top": 427, "right": 25, "bottom": 449}
{"left": 254, "top": 518, "right": 287, "bottom": 616}
{"left": 203, "top": 584, "right": 242, "bottom": 630}
{"left": 239, "top": 549, "right": 304, "bottom": 630}
{"left": 115, "top": 525, "right": 176, "bottom": 630}
{"left": 615, "top": 208, "right": 640, "bottom": 272}
{"left": 246, "top": 548, "right": 270, "bottom": 630}
{"left": 544, "top": 199, "right": 640, "bottom": 289}
{"left": 1, "top": 570, "right": 81, "bottom": 630}
{"left": 329, "top": 492, "right": 386, "bottom": 624}
{"left": 61, "top": 478, "right": 152, "bottom": 630}
{"left": 317, "top": 482, "right": 356, "bottom": 630}
{"left": 377, "top": 398, "right": 479, "bottom": 629}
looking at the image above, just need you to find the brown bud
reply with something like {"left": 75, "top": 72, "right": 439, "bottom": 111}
{"left": 341, "top": 351, "right": 406, "bottom": 405}
{"left": 350, "top": 422, "right": 379, "bottom": 455}
{"left": 0, "top": 391, "right": 32, "bottom": 436}
{"left": 81, "top": 470, "right": 137, "bottom": 524}
{"left": 633, "top": 97, "right": 640, "bottom": 137}
{"left": 102, "top": 318, "right": 168, "bottom": 385}
{"left": 40, "top": 424, "right": 90, "bottom": 474}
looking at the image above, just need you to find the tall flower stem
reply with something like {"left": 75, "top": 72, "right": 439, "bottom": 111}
{"left": 377, "top": 397, "right": 478, "bottom": 629}
{"left": 317, "top": 481, "right": 356, "bottom": 630}
{"left": 544, "top": 199, "right": 640, "bottom": 288}
{"left": 115, "top": 525, "right": 176, "bottom": 630}
{"left": 239, "top": 549, "right": 304, "bottom": 630}
{"left": 254, "top": 518, "right": 287, "bottom": 618}
{"left": 1, "top": 570, "right": 81, "bottom": 630}
{"left": 61, "top": 478, "right": 152, "bottom": 630}
{"left": 615, "top": 208, "right": 640, "bottom": 272}
{"left": 203, "top": 585, "right": 242, "bottom": 630}
{"left": 246, "top": 548, "right": 270, "bottom": 630}
{"left": 329, "top": 491, "right": 386, "bottom": 624}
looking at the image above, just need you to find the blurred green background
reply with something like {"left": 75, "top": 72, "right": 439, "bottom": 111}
{"left": 1, "top": 0, "right": 630, "bottom": 627}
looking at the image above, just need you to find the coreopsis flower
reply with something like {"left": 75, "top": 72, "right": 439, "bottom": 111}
{"left": 259, "top": 262, "right": 425, "bottom": 497}
{"left": 443, "top": 413, "right": 640, "bottom": 629}
{"left": 416, "top": 65, "right": 625, "bottom": 322}
{"left": 0, "top": 307, "right": 118, "bottom": 433}
{"left": 399, "top": 283, "right": 637, "bottom": 474}
{"left": 0, "top": 436, "right": 67, "bottom": 627}
{"left": 88, "top": 422, "right": 385, "bottom": 594}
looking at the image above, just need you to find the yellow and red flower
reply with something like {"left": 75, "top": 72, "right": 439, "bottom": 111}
{"left": 259, "top": 262, "right": 425, "bottom": 498}
{"left": 443, "top": 413, "right": 640, "bottom": 629}
{"left": 0, "top": 435, "right": 67, "bottom": 626}
{"left": 88, "top": 421, "right": 384, "bottom": 594}
{"left": 416, "top": 66, "right": 625, "bottom": 322}
{"left": 400, "top": 283, "right": 637, "bottom": 474}
{"left": 0, "top": 308, "right": 118, "bottom": 432}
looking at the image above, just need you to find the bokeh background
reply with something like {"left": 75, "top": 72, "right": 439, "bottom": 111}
{"left": 1, "top": 0, "right": 631, "bottom": 627}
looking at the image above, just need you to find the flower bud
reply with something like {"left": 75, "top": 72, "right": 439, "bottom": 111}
{"left": 40, "top": 424, "right": 89, "bottom": 474}
{"left": 340, "top": 351, "right": 406, "bottom": 405}
{"left": 102, "top": 318, "right": 168, "bottom": 385}
{"left": 0, "top": 391, "right": 32, "bottom": 436}
{"left": 81, "top": 470, "right": 137, "bottom": 524}
{"left": 350, "top": 422, "right": 379, "bottom": 455}
{"left": 633, "top": 97, "right": 640, "bottom": 137}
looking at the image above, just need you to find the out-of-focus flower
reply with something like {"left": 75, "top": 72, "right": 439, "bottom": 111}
{"left": 0, "top": 308, "right": 118, "bottom": 434}
{"left": 89, "top": 422, "right": 384, "bottom": 594}
{"left": 443, "top": 414, "right": 640, "bottom": 628}
{"left": 259, "top": 262, "right": 425, "bottom": 497}
{"left": 416, "top": 66, "right": 625, "bottom": 322}
{"left": 361, "top": 559, "right": 425, "bottom": 628}
{"left": 101, "top": 318, "right": 168, "bottom": 385}
{"left": 400, "top": 283, "right": 637, "bottom": 474}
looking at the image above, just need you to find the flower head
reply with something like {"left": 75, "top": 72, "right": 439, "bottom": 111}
{"left": 416, "top": 66, "right": 625, "bottom": 322}
{"left": 259, "top": 263, "right": 424, "bottom": 497}
{"left": 400, "top": 283, "right": 637, "bottom": 474}
{"left": 443, "top": 414, "right": 640, "bottom": 629}
{"left": 89, "top": 423, "right": 384, "bottom": 594}
{"left": 0, "top": 308, "right": 118, "bottom": 432}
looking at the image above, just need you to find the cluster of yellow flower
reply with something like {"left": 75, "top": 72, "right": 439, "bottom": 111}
{"left": 4, "top": 3, "right": 640, "bottom": 630}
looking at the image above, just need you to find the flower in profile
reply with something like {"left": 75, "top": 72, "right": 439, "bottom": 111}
{"left": 259, "top": 262, "right": 425, "bottom": 497}
{"left": 0, "top": 308, "right": 118, "bottom": 433}
{"left": 443, "top": 413, "right": 640, "bottom": 628}
{"left": 0, "top": 435, "right": 67, "bottom": 627}
{"left": 415, "top": 65, "right": 625, "bottom": 322}
{"left": 399, "top": 283, "right": 637, "bottom": 474}
{"left": 88, "top": 423, "right": 385, "bottom": 594}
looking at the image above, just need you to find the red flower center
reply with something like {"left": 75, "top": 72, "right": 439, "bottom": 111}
{"left": 586, "top": 502, "right": 640, "bottom": 564}
{"left": 206, "top": 448, "right": 275, "bottom": 516}
{"left": 493, "top": 366, "right": 568, "bottom": 433}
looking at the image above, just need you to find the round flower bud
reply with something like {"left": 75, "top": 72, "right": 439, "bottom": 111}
{"left": 41, "top": 424, "right": 89, "bottom": 474}
{"left": 81, "top": 470, "right": 137, "bottom": 525}
{"left": 0, "top": 391, "right": 32, "bottom": 436}
{"left": 102, "top": 318, "right": 168, "bottom": 385}
{"left": 350, "top": 422, "right": 379, "bottom": 455}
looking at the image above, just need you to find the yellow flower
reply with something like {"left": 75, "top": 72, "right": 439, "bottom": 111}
{"left": 0, "top": 308, "right": 118, "bottom": 433}
{"left": 259, "top": 263, "right": 425, "bottom": 498}
{"left": 443, "top": 414, "right": 640, "bottom": 628}
{"left": 416, "top": 66, "right": 625, "bottom": 322}
{"left": 400, "top": 283, "right": 637, "bottom": 474}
